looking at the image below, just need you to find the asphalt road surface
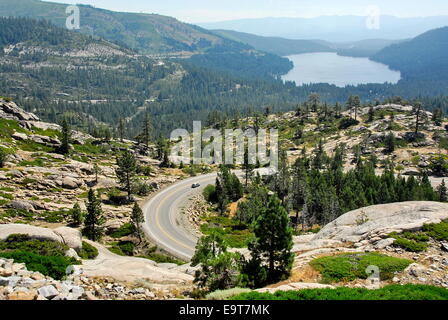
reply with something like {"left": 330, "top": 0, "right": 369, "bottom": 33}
{"left": 142, "top": 173, "right": 218, "bottom": 261}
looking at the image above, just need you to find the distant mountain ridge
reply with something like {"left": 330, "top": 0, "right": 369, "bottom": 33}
{"left": 212, "top": 29, "right": 404, "bottom": 58}
{"left": 199, "top": 15, "right": 448, "bottom": 42}
{"left": 211, "top": 29, "right": 335, "bottom": 56}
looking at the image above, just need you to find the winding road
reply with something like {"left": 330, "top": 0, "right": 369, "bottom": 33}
{"left": 142, "top": 173, "right": 218, "bottom": 261}
{"left": 142, "top": 170, "right": 445, "bottom": 262}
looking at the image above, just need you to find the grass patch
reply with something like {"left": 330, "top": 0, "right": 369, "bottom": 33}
{"left": 310, "top": 252, "right": 412, "bottom": 284}
{"left": 0, "top": 192, "right": 13, "bottom": 200}
{"left": 109, "top": 223, "right": 134, "bottom": 238}
{"left": 41, "top": 209, "right": 70, "bottom": 223}
{"left": 139, "top": 253, "right": 185, "bottom": 265}
{"left": 0, "top": 119, "right": 30, "bottom": 140}
{"left": 231, "top": 284, "right": 448, "bottom": 300}
{"left": 18, "top": 158, "right": 47, "bottom": 167}
{"left": 108, "top": 241, "right": 135, "bottom": 256}
{"left": 78, "top": 241, "right": 99, "bottom": 260}
{"left": 16, "top": 140, "right": 55, "bottom": 153}
{"left": 2, "top": 209, "right": 34, "bottom": 221}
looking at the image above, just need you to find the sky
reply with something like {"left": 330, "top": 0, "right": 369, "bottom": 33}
{"left": 43, "top": 0, "right": 448, "bottom": 23}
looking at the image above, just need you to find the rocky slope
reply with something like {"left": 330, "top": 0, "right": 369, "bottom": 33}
{"left": 258, "top": 103, "right": 448, "bottom": 180}
{"left": 264, "top": 201, "right": 448, "bottom": 292}
{"left": 0, "top": 100, "right": 200, "bottom": 300}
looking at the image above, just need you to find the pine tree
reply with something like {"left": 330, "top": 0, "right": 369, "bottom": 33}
{"left": 160, "top": 147, "right": 171, "bottom": 168}
{"left": 93, "top": 163, "right": 101, "bottom": 184}
{"left": 191, "top": 233, "right": 241, "bottom": 292}
{"left": 71, "top": 203, "right": 84, "bottom": 226}
{"left": 414, "top": 101, "right": 423, "bottom": 135}
{"left": 432, "top": 108, "right": 443, "bottom": 126}
{"left": 83, "top": 189, "right": 105, "bottom": 241}
{"left": 246, "top": 195, "right": 294, "bottom": 286}
{"left": 308, "top": 93, "right": 320, "bottom": 113}
{"left": 438, "top": 179, "right": 448, "bottom": 202}
{"left": 243, "top": 146, "right": 254, "bottom": 187}
{"left": 131, "top": 202, "right": 145, "bottom": 242}
{"left": 59, "top": 118, "right": 71, "bottom": 155}
{"left": 215, "top": 178, "right": 229, "bottom": 216}
{"left": 368, "top": 106, "right": 375, "bottom": 122}
{"left": 385, "top": 132, "right": 396, "bottom": 154}
{"left": 118, "top": 118, "right": 125, "bottom": 142}
{"left": 141, "top": 112, "right": 152, "bottom": 146}
{"left": 115, "top": 150, "right": 137, "bottom": 199}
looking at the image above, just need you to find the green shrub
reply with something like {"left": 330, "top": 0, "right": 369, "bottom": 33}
{"left": 0, "top": 234, "right": 79, "bottom": 280}
{"left": 109, "top": 241, "right": 135, "bottom": 256}
{"left": 107, "top": 188, "right": 129, "bottom": 205}
{"left": 393, "top": 238, "right": 429, "bottom": 252}
{"left": 0, "top": 250, "right": 79, "bottom": 280}
{"left": 231, "top": 284, "right": 448, "bottom": 300}
{"left": 132, "top": 180, "right": 153, "bottom": 196}
{"left": 200, "top": 217, "right": 255, "bottom": 248}
{"left": 423, "top": 220, "right": 448, "bottom": 241}
{"left": 339, "top": 117, "right": 359, "bottom": 130}
{"left": 310, "top": 253, "right": 412, "bottom": 283}
{"left": 203, "top": 185, "right": 217, "bottom": 203}
{"left": 136, "top": 165, "right": 153, "bottom": 176}
{"left": 0, "top": 234, "right": 68, "bottom": 256}
{"left": 109, "top": 223, "right": 134, "bottom": 238}
{"left": 78, "top": 241, "right": 99, "bottom": 260}
{"left": 389, "top": 231, "right": 430, "bottom": 252}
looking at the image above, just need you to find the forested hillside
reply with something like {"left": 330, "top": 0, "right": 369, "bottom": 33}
{"left": 212, "top": 30, "right": 334, "bottom": 56}
{"left": 3, "top": 17, "right": 448, "bottom": 140}
{"left": 372, "top": 27, "right": 448, "bottom": 81}
{"left": 0, "top": 0, "right": 292, "bottom": 79}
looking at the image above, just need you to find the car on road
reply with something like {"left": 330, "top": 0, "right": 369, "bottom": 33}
{"left": 191, "top": 183, "right": 201, "bottom": 188}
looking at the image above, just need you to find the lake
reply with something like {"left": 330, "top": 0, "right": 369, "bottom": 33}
{"left": 282, "top": 52, "right": 401, "bottom": 87}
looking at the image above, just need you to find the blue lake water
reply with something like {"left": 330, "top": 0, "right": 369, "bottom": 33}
{"left": 282, "top": 52, "right": 401, "bottom": 87}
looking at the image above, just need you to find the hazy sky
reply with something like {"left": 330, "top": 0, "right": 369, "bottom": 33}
{"left": 44, "top": 0, "right": 448, "bottom": 23}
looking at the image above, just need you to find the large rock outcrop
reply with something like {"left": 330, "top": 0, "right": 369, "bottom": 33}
{"left": 79, "top": 240, "right": 194, "bottom": 284}
{"left": 0, "top": 224, "right": 63, "bottom": 243}
{"left": 313, "top": 201, "right": 448, "bottom": 243}
{"left": 0, "top": 224, "right": 82, "bottom": 253}
{"left": 0, "top": 99, "right": 39, "bottom": 122}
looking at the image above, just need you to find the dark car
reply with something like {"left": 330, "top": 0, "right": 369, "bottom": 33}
{"left": 191, "top": 183, "right": 201, "bottom": 189}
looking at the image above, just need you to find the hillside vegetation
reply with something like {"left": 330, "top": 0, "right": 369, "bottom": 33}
{"left": 0, "top": 0, "right": 292, "bottom": 80}
{"left": 372, "top": 27, "right": 448, "bottom": 81}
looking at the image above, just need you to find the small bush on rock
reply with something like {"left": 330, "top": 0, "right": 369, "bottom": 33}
{"left": 309, "top": 252, "right": 412, "bottom": 283}
{"left": 78, "top": 241, "right": 99, "bottom": 260}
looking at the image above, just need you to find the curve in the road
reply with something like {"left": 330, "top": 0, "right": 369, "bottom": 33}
{"left": 142, "top": 173, "right": 218, "bottom": 261}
